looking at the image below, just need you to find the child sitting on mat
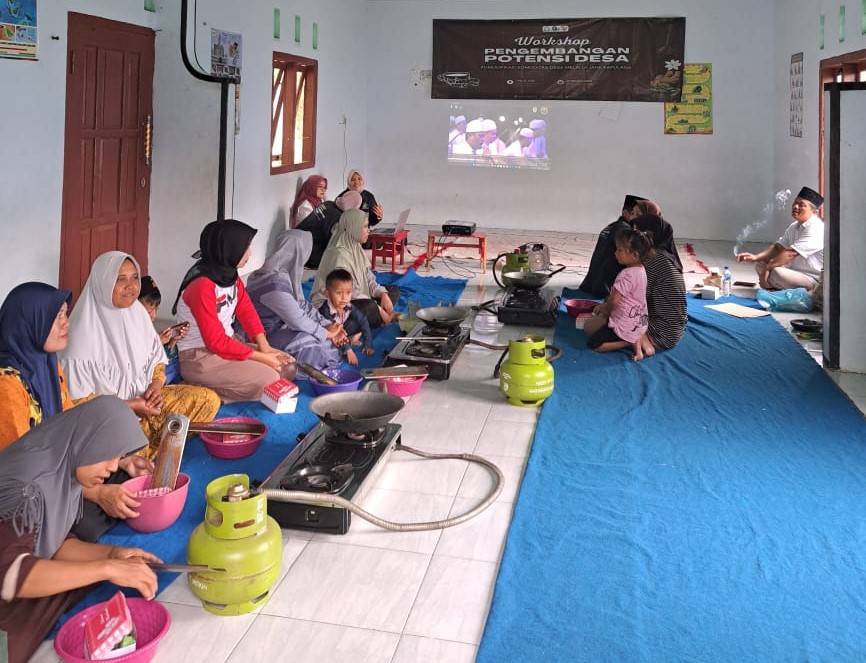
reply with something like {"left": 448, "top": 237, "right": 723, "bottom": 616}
{"left": 317, "top": 268, "right": 374, "bottom": 366}
{"left": 583, "top": 229, "right": 651, "bottom": 361}
{"left": 138, "top": 276, "right": 187, "bottom": 384}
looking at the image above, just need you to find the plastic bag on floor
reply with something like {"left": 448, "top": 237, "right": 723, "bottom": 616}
{"left": 756, "top": 287, "right": 814, "bottom": 312}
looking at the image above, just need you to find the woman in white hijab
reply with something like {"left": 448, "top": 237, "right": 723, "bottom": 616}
{"left": 310, "top": 209, "right": 400, "bottom": 327}
{"left": 62, "top": 251, "right": 220, "bottom": 460}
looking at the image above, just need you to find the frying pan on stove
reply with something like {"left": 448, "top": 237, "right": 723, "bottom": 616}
{"left": 310, "top": 391, "right": 405, "bottom": 435}
{"left": 501, "top": 265, "right": 566, "bottom": 289}
{"left": 415, "top": 306, "right": 470, "bottom": 329}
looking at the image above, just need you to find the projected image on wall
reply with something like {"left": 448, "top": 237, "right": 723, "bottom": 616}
{"left": 447, "top": 102, "right": 550, "bottom": 170}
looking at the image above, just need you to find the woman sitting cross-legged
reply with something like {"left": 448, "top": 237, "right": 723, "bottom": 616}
{"left": 310, "top": 209, "right": 400, "bottom": 328}
{"left": 0, "top": 396, "right": 161, "bottom": 663}
{"left": 61, "top": 251, "right": 221, "bottom": 459}
{"left": 0, "top": 282, "right": 156, "bottom": 543}
{"left": 247, "top": 229, "right": 348, "bottom": 373}
{"left": 172, "top": 219, "right": 295, "bottom": 402}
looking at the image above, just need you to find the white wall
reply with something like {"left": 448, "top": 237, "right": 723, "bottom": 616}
{"left": 773, "top": 0, "right": 866, "bottom": 215}
{"left": 2, "top": 0, "right": 859, "bottom": 301}
{"left": 148, "top": 1, "right": 369, "bottom": 310}
{"left": 0, "top": 0, "right": 368, "bottom": 302}
{"left": 364, "top": 0, "right": 776, "bottom": 242}
{"left": 0, "top": 1, "right": 157, "bottom": 297}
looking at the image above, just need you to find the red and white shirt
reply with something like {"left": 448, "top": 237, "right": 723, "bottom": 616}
{"left": 175, "top": 277, "right": 265, "bottom": 361}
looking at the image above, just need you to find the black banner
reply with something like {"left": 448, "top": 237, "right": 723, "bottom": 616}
{"left": 432, "top": 17, "right": 686, "bottom": 102}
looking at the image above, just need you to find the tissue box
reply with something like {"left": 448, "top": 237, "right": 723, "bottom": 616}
{"left": 701, "top": 285, "right": 721, "bottom": 300}
{"left": 261, "top": 379, "right": 299, "bottom": 413}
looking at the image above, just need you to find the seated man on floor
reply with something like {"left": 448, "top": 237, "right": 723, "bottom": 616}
{"left": 580, "top": 194, "right": 652, "bottom": 298}
{"left": 736, "top": 186, "right": 824, "bottom": 291}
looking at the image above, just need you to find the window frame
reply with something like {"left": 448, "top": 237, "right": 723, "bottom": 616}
{"left": 271, "top": 51, "right": 318, "bottom": 175}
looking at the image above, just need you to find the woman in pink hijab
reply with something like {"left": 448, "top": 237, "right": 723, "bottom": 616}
{"left": 290, "top": 175, "right": 327, "bottom": 228}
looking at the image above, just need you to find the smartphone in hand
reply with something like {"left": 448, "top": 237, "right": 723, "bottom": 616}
{"left": 169, "top": 321, "right": 190, "bottom": 338}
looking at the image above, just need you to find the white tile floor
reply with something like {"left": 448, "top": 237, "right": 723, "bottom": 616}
{"left": 31, "top": 231, "right": 866, "bottom": 663}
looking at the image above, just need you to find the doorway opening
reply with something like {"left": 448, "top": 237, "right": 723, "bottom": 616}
{"left": 818, "top": 48, "right": 866, "bottom": 196}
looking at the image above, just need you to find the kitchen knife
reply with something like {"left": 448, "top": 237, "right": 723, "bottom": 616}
{"left": 147, "top": 562, "right": 226, "bottom": 573}
{"left": 187, "top": 421, "right": 267, "bottom": 436}
{"left": 361, "top": 366, "right": 430, "bottom": 379}
{"left": 295, "top": 361, "right": 338, "bottom": 385}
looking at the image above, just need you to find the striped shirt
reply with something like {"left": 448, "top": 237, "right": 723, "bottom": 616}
{"left": 644, "top": 252, "right": 687, "bottom": 349}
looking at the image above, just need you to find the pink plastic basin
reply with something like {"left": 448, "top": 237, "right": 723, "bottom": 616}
{"left": 199, "top": 416, "right": 267, "bottom": 460}
{"left": 55, "top": 597, "right": 171, "bottom": 663}
{"left": 563, "top": 298, "right": 598, "bottom": 318}
{"left": 382, "top": 374, "right": 428, "bottom": 397}
{"left": 122, "top": 473, "right": 190, "bottom": 533}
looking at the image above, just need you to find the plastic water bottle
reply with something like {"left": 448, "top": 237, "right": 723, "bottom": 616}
{"left": 722, "top": 266, "right": 732, "bottom": 297}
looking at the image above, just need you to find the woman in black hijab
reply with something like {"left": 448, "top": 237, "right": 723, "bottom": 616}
{"left": 632, "top": 213, "right": 687, "bottom": 353}
{"left": 173, "top": 220, "right": 295, "bottom": 403}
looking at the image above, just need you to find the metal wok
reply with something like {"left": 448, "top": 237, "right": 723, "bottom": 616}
{"left": 415, "top": 306, "right": 470, "bottom": 329}
{"left": 310, "top": 391, "right": 405, "bottom": 435}
{"left": 501, "top": 265, "right": 566, "bottom": 289}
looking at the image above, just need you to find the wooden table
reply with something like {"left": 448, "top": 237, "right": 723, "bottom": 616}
{"left": 426, "top": 230, "right": 487, "bottom": 272}
{"left": 369, "top": 228, "right": 409, "bottom": 272}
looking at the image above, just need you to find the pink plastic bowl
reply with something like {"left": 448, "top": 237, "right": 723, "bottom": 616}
{"left": 122, "top": 473, "right": 189, "bottom": 533}
{"left": 54, "top": 597, "right": 171, "bottom": 663}
{"left": 564, "top": 298, "right": 598, "bottom": 318}
{"left": 382, "top": 374, "right": 428, "bottom": 397}
{"left": 199, "top": 416, "right": 267, "bottom": 460}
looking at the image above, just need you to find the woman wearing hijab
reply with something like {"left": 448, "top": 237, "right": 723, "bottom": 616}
{"left": 247, "top": 230, "right": 346, "bottom": 371}
{"left": 289, "top": 174, "right": 327, "bottom": 228}
{"left": 1, "top": 281, "right": 155, "bottom": 542}
{"left": 0, "top": 282, "right": 75, "bottom": 448}
{"left": 173, "top": 219, "right": 294, "bottom": 402}
{"left": 62, "top": 251, "right": 221, "bottom": 459}
{"left": 311, "top": 209, "right": 400, "bottom": 327}
{"left": 632, "top": 213, "right": 688, "bottom": 354}
{"left": 296, "top": 189, "right": 362, "bottom": 268}
{"left": 338, "top": 170, "right": 383, "bottom": 227}
{"left": 0, "top": 396, "right": 161, "bottom": 663}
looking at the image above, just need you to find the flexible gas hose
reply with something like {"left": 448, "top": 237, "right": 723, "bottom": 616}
{"left": 258, "top": 443, "right": 504, "bottom": 532}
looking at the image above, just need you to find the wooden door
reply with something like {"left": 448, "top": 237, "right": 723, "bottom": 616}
{"left": 60, "top": 13, "right": 154, "bottom": 300}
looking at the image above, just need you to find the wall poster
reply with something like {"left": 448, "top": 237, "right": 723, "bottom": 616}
{"left": 432, "top": 17, "right": 686, "bottom": 102}
{"left": 211, "top": 29, "right": 242, "bottom": 79}
{"left": 0, "top": 0, "right": 37, "bottom": 60}
{"left": 664, "top": 63, "right": 712, "bottom": 134}
{"left": 790, "top": 52, "right": 803, "bottom": 138}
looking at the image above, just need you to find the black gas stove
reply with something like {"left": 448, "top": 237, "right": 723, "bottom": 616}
{"left": 258, "top": 422, "right": 400, "bottom": 534}
{"left": 385, "top": 322, "right": 470, "bottom": 380}
{"left": 497, "top": 287, "right": 560, "bottom": 327}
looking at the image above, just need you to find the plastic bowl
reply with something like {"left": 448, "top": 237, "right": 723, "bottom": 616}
{"left": 563, "top": 298, "right": 598, "bottom": 318}
{"left": 122, "top": 473, "right": 190, "bottom": 533}
{"left": 310, "top": 368, "right": 364, "bottom": 396}
{"left": 382, "top": 374, "right": 428, "bottom": 397}
{"left": 199, "top": 416, "right": 267, "bottom": 460}
{"left": 55, "top": 597, "right": 171, "bottom": 663}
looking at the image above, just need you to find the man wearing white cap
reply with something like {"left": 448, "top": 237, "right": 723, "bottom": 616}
{"left": 448, "top": 115, "right": 467, "bottom": 154}
{"left": 481, "top": 119, "right": 506, "bottom": 155}
{"left": 452, "top": 119, "right": 486, "bottom": 155}
{"left": 504, "top": 128, "right": 534, "bottom": 157}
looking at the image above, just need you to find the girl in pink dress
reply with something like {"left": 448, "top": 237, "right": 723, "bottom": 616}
{"left": 583, "top": 229, "right": 652, "bottom": 361}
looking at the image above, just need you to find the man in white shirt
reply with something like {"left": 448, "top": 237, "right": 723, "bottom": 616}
{"left": 736, "top": 186, "right": 824, "bottom": 290}
{"left": 503, "top": 128, "right": 534, "bottom": 157}
{"left": 451, "top": 119, "right": 485, "bottom": 155}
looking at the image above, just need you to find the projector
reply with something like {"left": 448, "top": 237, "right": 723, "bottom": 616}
{"left": 442, "top": 221, "right": 476, "bottom": 236}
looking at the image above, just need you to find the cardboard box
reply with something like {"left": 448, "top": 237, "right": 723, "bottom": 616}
{"left": 84, "top": 591, "right": 136, "bottom": 660}
{"left": 701, "top": 285, "right": 721, "bottom": 300}
{"left": 261, "top": 379, "right": 299, "bottom": 413}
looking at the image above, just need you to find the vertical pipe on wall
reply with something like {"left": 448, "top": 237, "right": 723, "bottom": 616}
{"left": 179, "top": 0, "right": 238, "bottom": 221}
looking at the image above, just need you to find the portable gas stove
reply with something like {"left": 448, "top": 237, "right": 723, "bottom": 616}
{"left": 497, "top": 287, "right": 560, "bottom": 327}
{"left": 258, "top": 422, "right": 400, "bottom": 534}
{"left": 385, "top": 322, "right": 470, "bottom": 380}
